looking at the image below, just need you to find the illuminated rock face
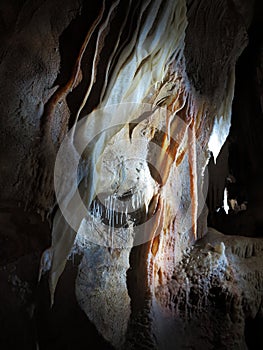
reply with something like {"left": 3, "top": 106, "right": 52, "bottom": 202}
{"left": 0, "top": 0, "right": 261, "bottom": 349}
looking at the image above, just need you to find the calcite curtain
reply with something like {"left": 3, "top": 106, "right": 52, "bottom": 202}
{"left": 0, "top": 0, "right": 257, "bottom": 349}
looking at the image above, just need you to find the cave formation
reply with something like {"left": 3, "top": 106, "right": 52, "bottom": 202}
{"left": 0, "top": 0, "right": 263, "bottom": 349}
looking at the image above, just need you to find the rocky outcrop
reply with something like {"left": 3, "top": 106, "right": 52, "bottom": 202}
{"left": 154, "top": 228, "right": 263, "bottom": 349}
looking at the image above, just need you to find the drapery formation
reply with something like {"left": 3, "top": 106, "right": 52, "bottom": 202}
{"left": 36, "top": 0, "right": 247, "bottom": 347}
{"left": 0, "top": 0, "right": 255, "bottom": 349}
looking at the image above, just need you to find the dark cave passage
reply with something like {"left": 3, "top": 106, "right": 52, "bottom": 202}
{"left": 245, "top": 315, "right": 263, "bottom": 350}
{"left": 207, "top": 0, "right": 263, "bottom": 238}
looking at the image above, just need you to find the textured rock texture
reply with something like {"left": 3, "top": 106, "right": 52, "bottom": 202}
{"left": 154, "top": 227, "right": 263, "bottom": 349}
{"left": 0, "top": 0, "right": 262, "bottom": 349}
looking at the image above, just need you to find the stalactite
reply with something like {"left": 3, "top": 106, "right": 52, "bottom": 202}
{"left": 40, "top": 2, "right": 106, "bottom": 140}
{"left": 72, "top": 0, "right": 120, "bottom": 129}
{"left": 188, "top": 118, "right": 198, "bottom": 240}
